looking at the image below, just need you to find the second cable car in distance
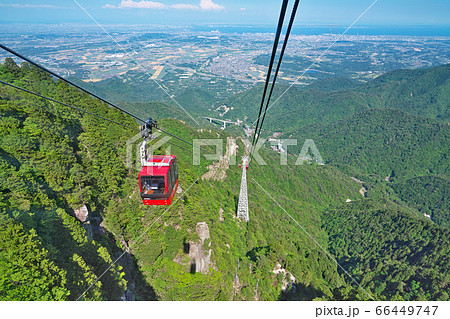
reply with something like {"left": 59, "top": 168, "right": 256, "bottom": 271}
{"left": 138, "top": 118, "right": 179, "bottom": 206}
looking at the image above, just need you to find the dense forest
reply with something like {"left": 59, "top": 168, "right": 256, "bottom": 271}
{"left": 391, "top": 176, "right": 450, "bottom": 228}
{"left": 0, "top": 58, "right": 135, "bottom": 300}
{"left": 287, "top": 108, "right": 449, "bottom": 181}
{"left": 222, "top": 63, "right": 450, "bottom": 133}
{"left": 1, "top": 59, "right": 449, "bottom": 301}
{"left": 323, "top": 198, "right": 449, "bottom": 301}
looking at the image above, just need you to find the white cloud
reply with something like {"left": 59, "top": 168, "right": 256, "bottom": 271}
{"left": 199, "top": 0, "right": 224, "bottom": 11}
{"left": 103, "top": 0, "right": 166, "bottom": 9}
{"left": 119, "top": 0, "right": 165, "bottom": 9}
{"left": 240, "top": 7, "right": 246, "bottom": 11}
{"left": 103, "top": 0, "right": 225, "bottom": 11}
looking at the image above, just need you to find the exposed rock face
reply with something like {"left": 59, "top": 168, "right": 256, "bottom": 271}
{"left": 73, "top": 206, "right": 107, "bottom": 239}
{"left": 188, "top": 222, "right": 212, "bottom": 274}
{"left": 359, "top": 187, "right": 367, "bottom": 197}
{"left": 74, "top": 205, "right": 93, "bottom": 240}
{"left": 272, "top": 263, "right": 296, "bottom": 291}
{"left": 92, "top": 217, "right": 107, "bottom": 237}
{"left": 196, "top": 222, "right": 210, "bottom": 245}
{"left": 74, "top": 205, "right": 89, "bottom": 223}
{"left": 202, "top": 137, "right": 237, "bottom": 181}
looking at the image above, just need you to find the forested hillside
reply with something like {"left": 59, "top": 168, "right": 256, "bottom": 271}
{"left": 271, "top": 68, "right": 449, "bottom": 230}
{"left": 0, "top": 58, "right": 134, "bottom": 300}
{"left": 71, "top": 75, "right": 221, "bottom": 119}
{"left": 70, "top": 73, "right": 163, "bottom": 105}
{"left": 223, "top": 84, "right": 369, "bottom": 132}
{"left": 223, "top": 63, "right": 450, "bottom": 133}
{"left": 287, "top": 108, "right": 449, "bottom": 181}
{"left": 391, "top": 176, "right": 450, "bottom": 228}
{"left": 323, "top": 198, "right": 449, "bottom": 301}
{"left": 233, "top": 63, "right": 450, "bottom": 231}
{"left": 359, "top": 64, "right": 450, "bottom": 120}
{"left": 1, "top": 58, "right": 449, "bottom": 301}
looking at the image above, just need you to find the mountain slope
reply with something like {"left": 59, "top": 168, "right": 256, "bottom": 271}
{"left": 391, "top": 175, "right": 450, "bottom": 227}
{"left": 302, "top": 77, "right": 358, "bottom": 92}
{"left": 359, "top": 63, "right": 450, "bottom": 120}
{"left": 222, "top": 63, "right": 450, "bottom": 134}
{"left": 69, "top": 74, "right": 163, "bottom": 104}
{"left": 323, "top": 198, "right": 450, "bottom": 301}
{"left": 163, "top": 87, "right": 216, "bottom": 116}
{"left": 105, "top": 122, "right": 365, "bottom": 300}
{"left": 0, "top": 58, "right": 362, "bottom": 300}
{"left": 286, "top": 108, "right": 449, "bottom": 181}
{"left": 1, "top": 59, "right": 134, "bottom": 300}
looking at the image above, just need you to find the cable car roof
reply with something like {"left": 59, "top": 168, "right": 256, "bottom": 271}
{"left": 139, "top": 155, "right": 176, "bottom": 176}
{"left": 144, "top": 155, "right": 175, "bottom": 167}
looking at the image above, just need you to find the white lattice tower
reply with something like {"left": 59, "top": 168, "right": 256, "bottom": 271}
{"left": 237, "top": 156, "right": 249, "bottom": 222}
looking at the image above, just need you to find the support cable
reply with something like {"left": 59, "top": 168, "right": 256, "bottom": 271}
{"left": 251, "top": 0, "right": 290, "bottom": 147}
{"left": 254, "top": 0, "right": 300, "bottom": 144}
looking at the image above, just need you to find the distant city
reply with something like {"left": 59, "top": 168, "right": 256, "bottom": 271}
{"left": 1, "top": 24, "right": 450, "bottom": 100}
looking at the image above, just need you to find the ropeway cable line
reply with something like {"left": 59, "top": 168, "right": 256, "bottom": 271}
{"left": 250, "top": 0, "right": 300, "bottom": 161}
{"left": 251, "top": 0, "right": 290, "bottom": 148}
{"left": 253, "top": 0, "right": 300, "bottom": 145}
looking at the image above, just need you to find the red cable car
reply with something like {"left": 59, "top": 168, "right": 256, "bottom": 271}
{"left": 139, "top": 155, "right": 179, "bottom": 205}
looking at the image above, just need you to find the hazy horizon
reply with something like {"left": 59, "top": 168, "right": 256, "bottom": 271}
{"left": 1, "top": 0, "right": 449, "bottom": 26}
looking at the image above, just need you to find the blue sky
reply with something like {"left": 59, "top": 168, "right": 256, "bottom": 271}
{"left": 0, "top": 0, "right": 449, "bottom": 26}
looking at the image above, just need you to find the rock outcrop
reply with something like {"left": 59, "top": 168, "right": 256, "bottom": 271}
{"left": 188, "top": 222, "right": 212, "bottom": 274}
{"left": 74, "top": 205, "right": 89, "bottom": 223}
{"left": 272, "top": 263, "right": 296, "bottom": 291}
{"left": 74, "top": 205, "right": 93, "bottom": 240}
{"left": 202, "top": 137, "right": 237, "bottom": 181}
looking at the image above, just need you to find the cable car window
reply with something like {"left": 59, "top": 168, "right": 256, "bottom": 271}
{"left": 167, "top": 168, "right": 173, "bottom": 191}
{"left": 173, "top": 162, "right": 177, "bottom": 185}
{"left": 173, "top": 164, "right": 176, "bottom": 186}
{"left": 173, "top": 159, "right": 178, "bottom": 184}
{"left": 141, "top": 176, "right": 166, "bottom": 195}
